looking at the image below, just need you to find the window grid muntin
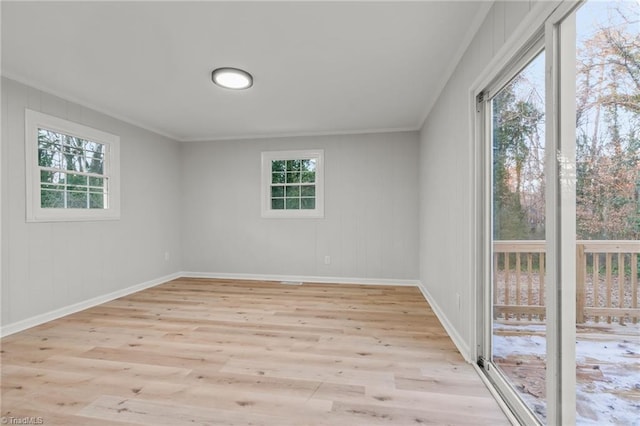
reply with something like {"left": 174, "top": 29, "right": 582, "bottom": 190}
{"left": 261, "top": 149, "right": 323, "bottom": 218}
{"left": 270, "top": 157, "right": 317, "bottom": 210}
{"left": 37, "top": 127, "right": 109, "bottom": 210}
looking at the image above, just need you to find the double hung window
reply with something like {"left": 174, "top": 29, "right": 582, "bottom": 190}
{"left": 25, "top": 109, "right": 120, "bottom": 221}
{"left": 261, "top": 150, "right": 324, "bottom": 218}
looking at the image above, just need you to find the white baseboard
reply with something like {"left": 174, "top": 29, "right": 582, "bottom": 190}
{"left": 0, "top": 271, "right": 182, "bottom": 338}
{"left": 180, "top": 271, "right": 419, "bottom": 287}
{"left": 416, "top": 281, "right": 472, "bottom": 363}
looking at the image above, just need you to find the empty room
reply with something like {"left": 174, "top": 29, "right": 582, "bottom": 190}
{"left": 1, "top": 1, "right": 638, "bottom": 425}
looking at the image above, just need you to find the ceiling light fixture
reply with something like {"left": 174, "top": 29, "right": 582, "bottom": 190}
{"left": 211, "top": 67, "right": 253, "bottom": 90}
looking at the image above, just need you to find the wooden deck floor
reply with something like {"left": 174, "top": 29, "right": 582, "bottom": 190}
{"left": 1, "top": 278, "right": 509, "bottom": 425}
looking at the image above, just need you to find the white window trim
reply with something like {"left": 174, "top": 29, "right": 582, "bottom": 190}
{"left": 261, "top": 149, "right": 324, "bottom": 219}
{"left": 25, "top": 109, "right": 121, "bottom": 222}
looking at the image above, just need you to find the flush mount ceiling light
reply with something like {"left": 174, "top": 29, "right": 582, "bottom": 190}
{"left": 211, "top": 67, "right": 253, "bottom": 90}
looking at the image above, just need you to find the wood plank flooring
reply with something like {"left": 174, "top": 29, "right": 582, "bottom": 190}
{"left": 1, "top": 278, "right": 509, "bottom": 425}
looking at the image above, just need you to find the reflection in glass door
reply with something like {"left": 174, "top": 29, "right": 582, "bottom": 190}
{"left": 489, "top": 51, "right": 548, "bottom": 423}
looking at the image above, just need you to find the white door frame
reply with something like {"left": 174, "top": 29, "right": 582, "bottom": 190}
{"left": 544, "top": 2, "right": 579, "bottom": 424}
{"left": 472, "top": 1, "right": 581, "bottom": 424}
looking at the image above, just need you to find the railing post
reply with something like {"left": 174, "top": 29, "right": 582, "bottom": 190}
{"left": 576, "top": 243, "right": 586, "bottom": 324}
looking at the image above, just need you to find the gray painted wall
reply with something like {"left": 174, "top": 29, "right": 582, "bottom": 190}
{"left": 1, "top": 77, "right": 183, "bottom": 327}
{"left": 1, "top": 0, "right": 541, "bottom": 345}
{"left": 1, "top": 79, "right": 419, "bottom": 331}
{"left": 418, "top": 1, "right": 543, "bottom": 356}
{"left": 181, "top": 132, "right": 419, "bottom": 280}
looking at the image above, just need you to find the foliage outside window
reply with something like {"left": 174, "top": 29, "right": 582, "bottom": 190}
{"left": 492, "top": 0, "right": 640, "bottom": 243}
{"left": 261, "top": 150, "right": 324, "bottom": 218}
{"left": 25, "top": 109, "right": 120, "bottom": 222}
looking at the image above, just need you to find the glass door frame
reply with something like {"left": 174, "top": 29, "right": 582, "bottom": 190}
{"left": 543, "top": 3, "right": 579, "bottom": 423}
{"left": 474, "top": 1, "right": 582, "bottom": 424}
{"left": 476, "top": 37, "right": 548, "bottom": 425}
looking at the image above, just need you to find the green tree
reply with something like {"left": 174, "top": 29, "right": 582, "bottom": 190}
{"left": 493, "top": 78, "right": 545, "bottom": 240}
{"left": 575, "top": 3, "right": 640, "bottom": 240}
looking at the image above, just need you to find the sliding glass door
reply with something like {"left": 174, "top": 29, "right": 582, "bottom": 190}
{"left": 484, "top": 46, "right": 549, "bottom": 424}
{"left": 478, "top": 1, "right": 639, "bottom": 424}
{"left": 573, "top": 2, "right": 640, "bottom": 424}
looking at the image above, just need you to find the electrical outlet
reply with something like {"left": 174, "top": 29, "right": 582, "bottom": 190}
{"left": 456, "top": 293, "right": 461, "bottom": 310}
{"left": 164, "top": 251, "right": 170, "bottom": 261}
{"left": 324, "top": 255, "right": 331, "bottom": 265}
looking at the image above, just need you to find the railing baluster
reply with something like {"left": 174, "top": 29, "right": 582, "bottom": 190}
{"left": 606, "top": 253, "right": 612, "bottom": 324}
{"left": 493, "top": 252, "right": 498, "bottom": 320}
{"left": 527, "top": 253, "right": 533, "bottom": 321}
{"left": 516, "top": 252, "right": 521, "bottom": 320}
{"left": 618, "top": 253, "right": 625, "bottom": 325}
{"left": 492, "top": 241, "right": 639, "bottom": 325}
{"left": 505, "top": 253, "right": 510, "bottom": 321}
{"left": 540, "top": 253, "right": 545, "bottom": 322}
{"left": 593, "top": 254, "right": 600, "bottom": 323}
{"left": 633, "top": 253, "right": 638, "bottom": 325}
{"left": 576, "top": 244, "right": 586, "bottom": 324}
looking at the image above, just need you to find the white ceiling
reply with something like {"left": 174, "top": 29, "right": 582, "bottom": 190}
{"left": 2, "top": 1, "right": 489, "bottom": 142}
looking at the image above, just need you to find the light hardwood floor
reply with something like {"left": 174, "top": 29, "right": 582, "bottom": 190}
{"left": 1, "top": 278, "right": 509, "bottom": 425}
